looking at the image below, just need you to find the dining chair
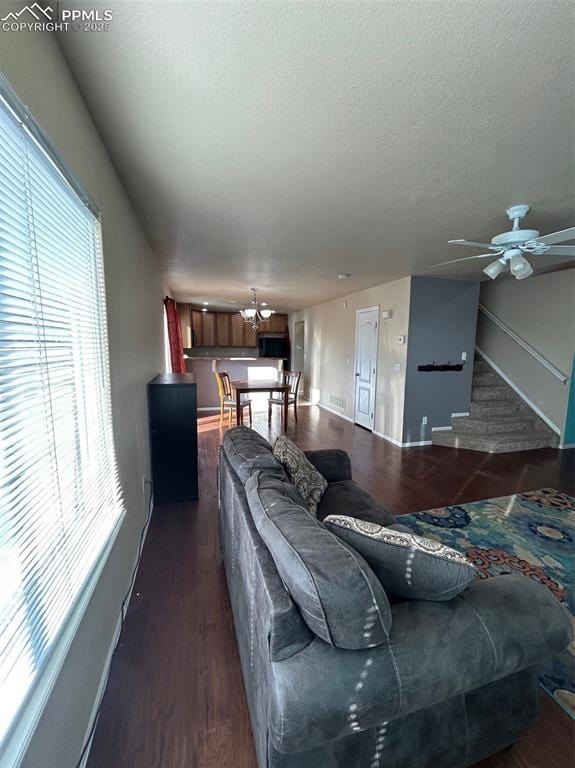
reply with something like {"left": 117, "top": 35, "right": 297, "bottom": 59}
{"left": 215, "top": 371, "right": 252, "bottom": 427}
{"left": 268, "top": 370, "right": 301, "bottom": 424}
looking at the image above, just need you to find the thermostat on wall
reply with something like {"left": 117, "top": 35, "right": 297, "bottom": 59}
{"left": 397, "top": 335, "right": 406, "bottom": 344}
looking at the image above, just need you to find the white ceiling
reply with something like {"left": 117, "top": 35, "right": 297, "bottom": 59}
{"left": 58, "top": 0, "right": 575, "bottom": 312}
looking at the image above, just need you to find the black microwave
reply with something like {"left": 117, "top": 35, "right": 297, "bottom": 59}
{"left": 258, "top": 336, "right": 289, "bottom": 359}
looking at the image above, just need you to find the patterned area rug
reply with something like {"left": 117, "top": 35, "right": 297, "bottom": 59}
{"left": 397, "top": 488, "right": 574, "bottom": 719}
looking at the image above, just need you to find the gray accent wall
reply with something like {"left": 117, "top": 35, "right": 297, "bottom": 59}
{"left": 403, "top": 277, "right": 480, "bottom": 443}
{"left": 0, "top": 19, "right": 164, "bottom": 768}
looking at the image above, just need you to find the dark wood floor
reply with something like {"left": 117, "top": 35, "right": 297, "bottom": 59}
{"left": 87, "top": 405, "right": 575, "bottom": 768}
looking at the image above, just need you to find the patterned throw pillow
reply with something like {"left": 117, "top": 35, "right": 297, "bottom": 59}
{"left": 324, "top": 515, "right": 477, "bottom": 601}
{"left": 273, "top": 436, "right": 328, "bottom": 515}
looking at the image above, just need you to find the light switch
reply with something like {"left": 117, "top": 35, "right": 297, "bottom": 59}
{"left": 461, "top": 351, "right": 467, "bottom": 361}
{"left": 381, "top": 309, "right": 393, "bottom": 320}
{"left": 394, "top": 362, "right": 401, "bottom": 372}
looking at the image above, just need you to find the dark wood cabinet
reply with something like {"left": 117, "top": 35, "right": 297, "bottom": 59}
{"left": 185, "top": 306, "right": 288, "bottom": 348}
{"left": 230, "top": 313, "right": 245, "bottom": 346}
{"left": 216, "top": 313, "right": 231, "bottom": 346}
{"left": 148, "top": 374, "right": 198, "bottom": 504}
{"left": 177, "top": 303, "right": 191, "bottom": 347}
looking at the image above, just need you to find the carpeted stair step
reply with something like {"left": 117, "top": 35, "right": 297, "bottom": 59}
{"left": 469, "top": 400, "right": 522, "bottom": 417}
{"left": 472, "top": 371, "right": 499, "bottom": 386}
{"left": 471, "top": 385, "right": 515, "bottom": 402}
{"left": 431, "top": 429, "right": 558, "bottom": 453}
{"left": 453, "top": 414, "right": 537, "bottom": 435}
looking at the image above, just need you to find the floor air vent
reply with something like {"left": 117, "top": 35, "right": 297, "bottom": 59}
{"left": 328, "top": 393, "right": 347, "bottom": 411}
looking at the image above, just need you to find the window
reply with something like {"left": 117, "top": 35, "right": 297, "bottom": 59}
{"left": 0, "top": 84, "right": 123, "bottom": 748}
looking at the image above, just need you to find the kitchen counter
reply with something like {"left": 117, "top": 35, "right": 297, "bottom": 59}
{"left": 185, "top": 356, "right": 284, "bottom": 409}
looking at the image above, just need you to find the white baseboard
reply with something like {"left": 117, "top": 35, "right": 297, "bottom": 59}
{"left": 475, "top": 347, "right": 560, "bottom": 435}
{"left": 373, "top": 430, "right": 432, "bottom": 448}
{"left": 451, "top": 412, "right": 469, "bottom": 418}
{"left": 373, "top": 429, "right": 402, "bottom": 447}
{"left": 78, "top": 499, "right": 154, "bottom": 768}
{"left": 402, "top": 439, "right": 433, "bottom": 447}
{"left": 318, "top": 402, "right": 354, "bottom": 423}
{"left": 431, "top": 426, "right": 452, "bottom": 432}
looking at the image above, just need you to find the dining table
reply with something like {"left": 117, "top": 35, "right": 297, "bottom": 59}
{"left": 231, "top": 378, "right": 290, "bottom": 431}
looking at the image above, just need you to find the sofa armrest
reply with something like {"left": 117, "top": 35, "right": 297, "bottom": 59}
{"left": 269, "top": 574, "right": 572, "bottom": 753}
{"left": 304, "top": 449, "right": 352, "bottom": 482}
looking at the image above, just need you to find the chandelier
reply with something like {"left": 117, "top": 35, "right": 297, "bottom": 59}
{"left": 239, "top": 288, "right": 273, "bottom": 331}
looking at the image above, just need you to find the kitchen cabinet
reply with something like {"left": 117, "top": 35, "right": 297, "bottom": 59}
{"left": 187, "top": 307, "right": 288, "bottom": 348}
{"left": 202, "top": 312, "right": 216, "bottom": 346}
{"left": 216, "top": 313, "right": 231, "bottom": 346}
{"left": 231, "top": 313, "right": 246, "bottom": 346}
{"left": 191, "top": 310, "right": 204, "bottom": 346}
{"left": 271, "top": 314, "right": 287, "bottom": 333}
{"left": 178, "top": 303, "right": 191, "bottom": 347}
{"left": 244, "top": 323, "right": 257, "bottom": 347}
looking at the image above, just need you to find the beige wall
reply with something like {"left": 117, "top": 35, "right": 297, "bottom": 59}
{"left": 0, "top": 22, "right": 164, "bottom": 768}
{"left": 477, "top": 269, "right": 575, "bottom": 437}
{"left": 289, "top": 277, "right": 411, "bottom": 444}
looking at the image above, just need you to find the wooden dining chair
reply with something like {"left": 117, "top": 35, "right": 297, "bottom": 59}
{"left": 215, "top": 371, "right": 252, "bottom": 427}
{"left": 268, "top": 370, "right": 301, "bottom": 424}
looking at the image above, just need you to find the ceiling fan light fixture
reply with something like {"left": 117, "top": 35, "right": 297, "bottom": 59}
{"left": 510, "top": 252, "right": 533, "bottom": 279}
{"left": 483, "top": 259, "right": 506, "bottom": 280}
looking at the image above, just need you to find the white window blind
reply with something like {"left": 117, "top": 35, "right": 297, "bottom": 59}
{"left": 0, "top": 92, "right": 123, "bottom": 746}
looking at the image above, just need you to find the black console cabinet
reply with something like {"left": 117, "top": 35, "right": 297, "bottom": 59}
{"left": 148, "top": 373, "right": 198, "bottom": 504}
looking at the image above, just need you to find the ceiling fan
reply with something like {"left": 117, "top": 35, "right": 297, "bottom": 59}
{"left": 429, "top": 205, "right": 575, "bottom": 280}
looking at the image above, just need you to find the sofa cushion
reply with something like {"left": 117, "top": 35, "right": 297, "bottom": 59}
{"left": 246, "top": 470, "right": 392, "bottom": 649}
{"left": 273, "top": 436, "right": 328, "bottom": 515}
{"left": 324, "top": 515, "right": 477, "bottom": 601}
{"left": 223, "top": 426, "right": 284, "bottom": 483}
{"left": 317, "top": 480, "right": 395, "bottom": 526}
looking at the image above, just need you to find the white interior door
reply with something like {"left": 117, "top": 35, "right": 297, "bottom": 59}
{"left": 354, "top": 307, "right": 379, "bottom": 430}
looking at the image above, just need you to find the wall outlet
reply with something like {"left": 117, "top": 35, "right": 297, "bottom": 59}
{"left": 394, "top": 362, "right": 401, "bottom": 373}
{"left": 422, "top": 416, "right": 428, "bottom": 426}
{"left": 461, "top": 351, "right": 467, "bottom": 361}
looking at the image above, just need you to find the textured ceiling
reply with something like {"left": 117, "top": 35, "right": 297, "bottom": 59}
{"left": 57, "top": 0, "right": 575, "bottom": 311}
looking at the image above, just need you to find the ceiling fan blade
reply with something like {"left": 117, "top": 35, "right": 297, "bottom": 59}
{"left": 427, "top": 253, "right": 498, "bottom": 269}
{"left": 533, "top": 227, "right": 575, "bottom": 246}
{"left": 540, "top": 245, "right": 575, "bottom": 257}
{"left": 448, "top": 239, "right": 499, "bottom": 249}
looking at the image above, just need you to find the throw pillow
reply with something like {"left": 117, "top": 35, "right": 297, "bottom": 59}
{"left": 324, "top": 515, "right": 477, "bottom": 601}
{"left": 273, "top": 436, "right": 328, "bottom": 515}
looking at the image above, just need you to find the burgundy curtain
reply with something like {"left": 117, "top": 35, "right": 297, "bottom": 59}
{"left": 163, "top": 296, "right": 186, "bottom": 373}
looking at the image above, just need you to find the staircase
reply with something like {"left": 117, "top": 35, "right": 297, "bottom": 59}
{"left": 431, "top": 356, "right": 559, "bottom": 453}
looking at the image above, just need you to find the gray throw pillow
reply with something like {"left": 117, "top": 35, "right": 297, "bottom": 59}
{"left": 246, "top": 470, "right": 392, "bottom": 649}
{"left": 273, "top": 436, "right": 328, "bottom": 515}
{"left": 324, "top": 515, "right": 477, "bottom": 601}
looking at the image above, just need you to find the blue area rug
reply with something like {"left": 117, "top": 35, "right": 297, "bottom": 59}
{"left": 397, "top": 488, "right": 574, "bottom": 719}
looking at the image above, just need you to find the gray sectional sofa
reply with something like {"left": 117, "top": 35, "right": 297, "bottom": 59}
{"left": 218, "top": 426, "right": 572, "bottom": 768}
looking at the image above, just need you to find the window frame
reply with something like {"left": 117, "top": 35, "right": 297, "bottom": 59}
{"left": 0, "top": 73, "right": 125, "bottom": 767}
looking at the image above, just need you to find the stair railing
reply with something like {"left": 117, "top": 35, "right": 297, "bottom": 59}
{"left": 478, "top": 303, "right": 569, "bottom": 384}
